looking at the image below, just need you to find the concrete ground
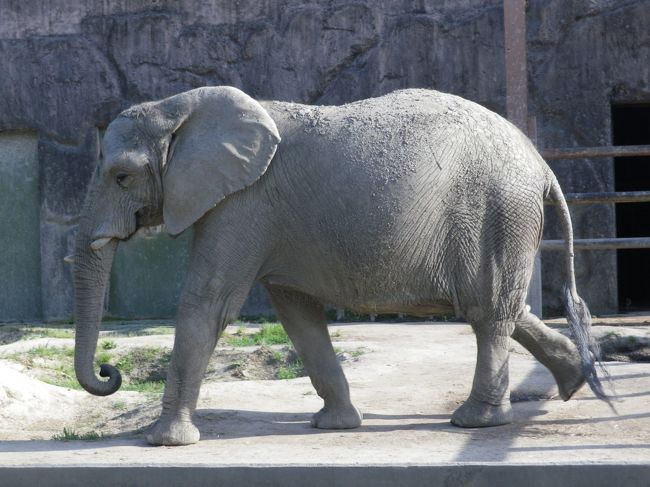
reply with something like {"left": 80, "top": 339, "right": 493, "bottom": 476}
{"left": 0, "top": 320, "right": 649, "bottom": 486}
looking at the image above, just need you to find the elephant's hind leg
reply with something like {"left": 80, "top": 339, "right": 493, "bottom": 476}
{"left": 265, "top": 286, "right": 362, "bottom": 429}
{"left": 451, "top": 322, "right": 514, "bottom": 428}
{"left": 513, "top": 311, "right": 585, "bottom": 400}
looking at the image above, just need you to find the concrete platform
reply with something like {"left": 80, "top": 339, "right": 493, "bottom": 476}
{"left": 1, "top": 322, "right": 649, "bottom": 486}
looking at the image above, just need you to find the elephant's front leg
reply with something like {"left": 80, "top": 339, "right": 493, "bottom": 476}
{"left": 265, "top": 286, "right": 362, "bottom": 429}
{"left": 451, "top": 323, "right": 514, "bottom": 428}
{"left": 147, "top": 274, "right": 245, "bottom": 446}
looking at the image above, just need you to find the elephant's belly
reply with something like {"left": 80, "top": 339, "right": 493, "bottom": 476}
{"left": 261, "top": 273, "right": 455, "bottom": 317}
{"left": 348, "top": 301, "right": 455, "bottom": 317}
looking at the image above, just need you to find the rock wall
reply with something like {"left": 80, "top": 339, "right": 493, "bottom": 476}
{"left": 528, "top": 0, "right": 650, "bottom": 314}
{"left": 0, "top": 0, "right": 648, "bottom": 320}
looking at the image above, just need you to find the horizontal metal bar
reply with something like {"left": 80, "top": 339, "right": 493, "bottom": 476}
{"left": 544, "top": 191, "right": 650, "bottom": 205}
{"left": 541, "top": 237, "right": 650, "bottom": 250}
{"left": 542, "top": 145, "right": 650, "bottom": 160}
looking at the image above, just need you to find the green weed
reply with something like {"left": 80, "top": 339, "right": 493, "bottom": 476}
{"left": 277, "top": 361, "right": 304, "bottom": 380}
{"left": 224, "top": 326, "right": 257, "bottom": 347}
{"left": 224, "top": 323, "right": 290, "bottom": 347}
{"left": 123, "top": 381, "right": 165, "bottom": 394}
{"left": 52, "top": 427, "right": 101, "bottom": 441}
{"left": 350, "top": 347, "right": 367, "bottom": 358}
{"left": 111, "top": 400, "right": 128, "bottom": 410}
{"left": 94, "top": 351, "right": 112, "bottom": 366}
{"left": 255, "top": 323, "right": 290, "bottom": 345}
{"left": 26, "top": 345, "right": 73, "bottom": 360}
{"left": 101, "top": 340, "right": 117, "bottom": 350}
{"left": 3, "top": 343, "right": 170, "bottom": 393}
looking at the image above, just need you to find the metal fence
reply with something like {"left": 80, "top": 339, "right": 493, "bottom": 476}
{"left": 541, "top": 145, "right": 650, "bottom": 251}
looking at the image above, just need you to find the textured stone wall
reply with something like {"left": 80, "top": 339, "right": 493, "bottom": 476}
{"left": 528, "top": 0, "right": 650, "bottom": 314}
{"left": 0, "top": 0, "right": 648, "bottom": 320}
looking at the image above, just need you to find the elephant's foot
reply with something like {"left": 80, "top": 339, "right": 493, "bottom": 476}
{"left": 451, "top": 396, "right": 513, "bottom": 428}
{"left": 146, "top": 418, "right": 200, "bottom": 446}
{"left": 311, "top": 404, "right": 363, "bottom": 429}
{"left": 555, "top": 362, "right": 586, "bottom": 401}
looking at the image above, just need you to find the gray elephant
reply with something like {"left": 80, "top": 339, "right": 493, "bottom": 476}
{"left": 72, "top": 86, "right": 607, "bottom": 446}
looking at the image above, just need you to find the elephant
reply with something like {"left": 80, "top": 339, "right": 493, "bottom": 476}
{"left": 72, "top": 86, "right": 608, "bottom": 446}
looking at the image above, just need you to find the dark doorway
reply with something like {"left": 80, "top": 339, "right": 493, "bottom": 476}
{"left": 612, "top": 104, "right": 650, "bottom": 311}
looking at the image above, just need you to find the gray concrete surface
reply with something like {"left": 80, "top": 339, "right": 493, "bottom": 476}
{"left": 0, "top": 322, "right": 648, "bottom": 486}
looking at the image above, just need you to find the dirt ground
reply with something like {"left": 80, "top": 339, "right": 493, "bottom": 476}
{"left": 0, "top": 321, "right": 358, "bottom": 441}
{"left": 0, "top": 317, "right": 649, "bottom": 466}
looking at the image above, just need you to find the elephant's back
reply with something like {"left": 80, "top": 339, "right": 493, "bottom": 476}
{"left": 263, "top": 88, "right": 550, "bottom": 246}
{"left": 258, "top": 91, "right": 549, "bottom": 312}
{"left": 265, "top": 89, "right": 547, "bottom": 179}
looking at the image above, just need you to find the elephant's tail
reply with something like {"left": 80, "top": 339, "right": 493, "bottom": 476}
{"left": 547, "top": 174, "right": 614, "bottom": 407}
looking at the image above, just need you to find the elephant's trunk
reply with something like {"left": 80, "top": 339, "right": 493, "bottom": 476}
{"left": 73, "top": 212, "right": 122, "bottom": 396}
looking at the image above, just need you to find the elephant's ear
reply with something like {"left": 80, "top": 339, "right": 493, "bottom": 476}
{"left": 160, "top": 87, "right": 280, "bottom": 236}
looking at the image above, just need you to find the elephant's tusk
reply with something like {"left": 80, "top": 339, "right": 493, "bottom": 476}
{"left": 90, "top": 237, "right": 113, "bottom": 251}
{"left": 63, "top": 254, "right": 75, "bottom": 264}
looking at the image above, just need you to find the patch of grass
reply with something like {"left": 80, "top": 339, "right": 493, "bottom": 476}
{"left": 224, "top": 326, "right": 257, "bottom": 347}
{"left": 29, "top": 327, "right": 75, "bottom": 339}
{"left": 123, "top": 381, "right": 165, "bottom": 394}
{"left": 115, "top": 354, "right": 134, "bottom": 375}
{"left": 115, "top": 346, "right": 171, "bottom": 387}
{"left": 111, "top": 400, "right": 128, "bottom": 410}
{"left": 26, "top": 345, "right": 74, "bottom": 360}
{"left": 94, "top": 351, "right": 112, "bottom": 367}
{"left": 52, "top": 427, "right": 101, "bottom": 441}
{"left": 255, "top": 323, "right": 290, "bottom": 345}
{"left": 276, "top": 348, "right": 304, "bottom": 380}
{"left": 277, "top": 361, "right": 304, "bottom": 380}
{"left": 350, "top": 347, "right": 367, "bottom": 358}
{"left": 104, "top": 325, "right": 174, "bottom": 337}
{"left": 5, "top": 345, "right": 81, "bottom": 390}
{"left": 17, "top": 346, "right": 77, "bottom": 389}
{"left": 2, "top": 343, "right": 171, "bottom": 393}
{"left": 224, "top": 323, "right": 290, "bottom": 347}
{"left": 101, "top": 340, "right": 117, "bottom": 350}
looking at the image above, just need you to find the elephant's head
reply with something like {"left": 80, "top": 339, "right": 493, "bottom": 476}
{"left": 73, "top": 87, "right": 280, "bottom": 395}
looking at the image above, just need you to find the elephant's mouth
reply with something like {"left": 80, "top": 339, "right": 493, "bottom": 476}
{"left": 91, "top": 207, "right": 160, "bottom": 251}
{"left": 135, "top": 205, "right": 161, "bottom": 228}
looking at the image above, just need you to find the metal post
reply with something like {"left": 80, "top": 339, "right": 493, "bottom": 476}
{"left": 504, "top": 0, "right": 542, "bottom": 316}
{"left": 504, "top": 0, "right": 528, "bottom": 132}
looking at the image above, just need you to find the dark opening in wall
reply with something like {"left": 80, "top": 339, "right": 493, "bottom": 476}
{"left": 612, "top": 104, "right": 650, "bottom": 312}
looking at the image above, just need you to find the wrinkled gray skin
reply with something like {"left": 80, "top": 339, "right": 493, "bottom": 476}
{"left": 73, "top": 86, "right": 603, "bottom": 446}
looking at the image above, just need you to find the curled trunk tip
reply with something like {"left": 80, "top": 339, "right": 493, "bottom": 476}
{"left": 74, "top": 357, "right": 123, "bottom": 396}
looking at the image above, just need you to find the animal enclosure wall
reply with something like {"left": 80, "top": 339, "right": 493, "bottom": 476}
{"left": 0, "top": 133, "right": 41, "bottom": 321}
{"left": 0, "top": 0, "right": 648, "bottom": 321}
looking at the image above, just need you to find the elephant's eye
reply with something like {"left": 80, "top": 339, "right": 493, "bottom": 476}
{"left": 115, "top": 173, "right": 129, "bottom": 188}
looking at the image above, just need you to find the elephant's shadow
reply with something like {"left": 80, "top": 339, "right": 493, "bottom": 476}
{"left": 174, "top": 410, "right": 456, "bottom": 441}
{"left": 130, "top": 401, "right": 650, "bottom": 444}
